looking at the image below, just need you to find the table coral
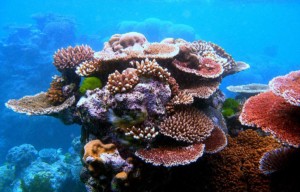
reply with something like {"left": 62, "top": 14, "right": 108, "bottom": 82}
{"left": 135, "top": 143, "right": 205, "bottom": 167}
{"left": 269, "top": 70, "right": 300, "bottom": 106}
{"left": 240, "top": 91, "right": 300, "bottom": 147}
{"left": 159, "top": 107, "right": 214, "bottom": 143}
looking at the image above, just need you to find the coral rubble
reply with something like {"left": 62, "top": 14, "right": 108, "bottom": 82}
{"left": 5, "top": 31, "right": 249, "bottom": 191}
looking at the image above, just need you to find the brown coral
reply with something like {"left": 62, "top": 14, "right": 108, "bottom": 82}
{"left": 132, "top": 58, "right": 170, "bottom": 82}
{"left": 107, "top": 68, "right": 139, "bottom": 94}
{"left": 269, "top": 70, "right": 300, "bottom": 106}
{"left": 46, "top": 76, "right": 66, "bottom": 105}
{"left": 159, "top": 107, "right": 214, "bottom": 143}
{"left": 5, "top": 92, "right": 75, "bottom": 115}
{"left": 75, "top": 59, "right": 101, "bottom": 77}
{"left": 239, "top": 91, "right": 300, "bottom": 147}
{"left": 182, "top": 79, "right": 221, "bottom": 99}
{"left": 53, "top": 45, "right": 94, "bottom": 72}
{"left": 169, "top": 91, "right": 194, "bottom": 105}
{"left": 207, "top": 130, "right": 281, "bottom": 192}
{"left": 203, "top": 126, "right": 227, "bottom": 154}
{"left": 135, "top": 143, "right": 205, "bottom": 167}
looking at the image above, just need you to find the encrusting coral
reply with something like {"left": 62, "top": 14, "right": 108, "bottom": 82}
{"left": 5, "top": 31, "right": 250, "bottom": 191}
{"left": 207, "top": 130, "right": 281, "bottom": 192}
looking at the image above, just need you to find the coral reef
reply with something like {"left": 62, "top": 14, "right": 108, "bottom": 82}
{"left": 5, "top": 31, "right": 248, "bottom": 191}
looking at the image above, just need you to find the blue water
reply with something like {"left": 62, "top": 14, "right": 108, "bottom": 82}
{"left": 0, "top": 0, "right": 299, "bottom": 191}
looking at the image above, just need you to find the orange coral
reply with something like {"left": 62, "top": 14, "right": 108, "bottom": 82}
{"left": 207, "top": 130, "right": 281, "bottom": 192}
{"left": 82, "top": 140, "right": 116, "bottom": 176}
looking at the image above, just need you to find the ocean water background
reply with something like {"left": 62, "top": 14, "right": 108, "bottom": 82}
{"left": 0, "top": 0, "right": 299, "bottom": 187}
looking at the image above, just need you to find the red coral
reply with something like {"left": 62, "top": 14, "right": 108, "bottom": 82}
{"left": 239, "top": 91, "right": 300, "bottom": 147}
{"left": 269, "top": 70, "right": 300, "bottom": 106}
{"left": 198, "top": 57, "right": 223, "bottom": 78}
{"left": 135, "top": 143, "right": 205, "bottom": 167}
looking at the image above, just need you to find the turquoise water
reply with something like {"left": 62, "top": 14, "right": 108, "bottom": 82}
{"left": 0, "top": 0, "right": 299, "bottom": 191}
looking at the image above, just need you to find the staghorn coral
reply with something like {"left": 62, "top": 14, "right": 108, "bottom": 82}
{"left": 53, "top": 45, "right": 94, "bottom": 72}
{"left": 159, "top": 107, "right": 214, "bottom": 143}
{"left": 107, "top": 68, "right": 139, "bottom": 94}
{"left": 46, "top": 75, "right": 66, "bottom": 105}
{"left": 203, "top": 126, "right": 227, "bottom": 154}
{"left": 75, "top": 59, "right": 101, "bottom": 77}
{"left": 207, "top": 130, "right": 281, "bottom": 192}
{"left": 239, "top": 91, "right": 300, "bottom": 147}
{"left": 132, "top": 58, "right": 170, "bottom": 82}
{"left": 169, "top": 91, "right": 194, "bottom": 105}
{"left": 269, "top": 70, "right": 300, "bottom": 106}
{"left": 135, "top": 143, "right": 205, "bottom": 167}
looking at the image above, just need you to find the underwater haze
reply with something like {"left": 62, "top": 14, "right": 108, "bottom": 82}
{"left": 1, "top": 0, "right": 300, "bottom": 191}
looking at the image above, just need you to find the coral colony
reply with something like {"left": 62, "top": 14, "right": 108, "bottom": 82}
{"left": 12, "top": 30, "right": 297, "bottom": 191}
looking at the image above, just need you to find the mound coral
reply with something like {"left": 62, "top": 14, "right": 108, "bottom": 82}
{"left": 46, "top": 75, "right": 66, "bottom": 105}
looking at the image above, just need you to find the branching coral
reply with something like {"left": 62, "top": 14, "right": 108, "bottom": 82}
{"left": 132, "top": 58, "right": 170, "bottom": 82}
{"left": 53, "top": 45, "right": 94, "bottom": 72}
{"left": 75, "top": 59, "right": 101, "bottom": 77}
{"left": 122, "top": 125, "right": 159, "bottom": 141}
{"left": 107, "top": 68, "right": 139, "bottom": 94}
